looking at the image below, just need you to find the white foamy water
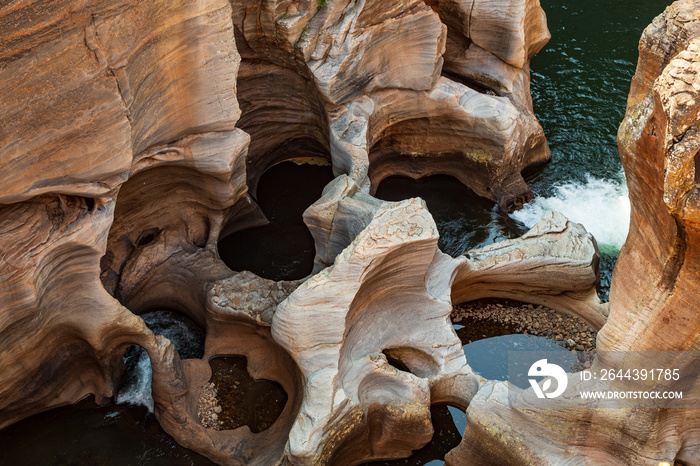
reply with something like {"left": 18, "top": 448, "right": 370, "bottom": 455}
{"left": 116, "top": 311, "right": 204, "bottom": 412}
{"left": 116, "top": 349, "right": 154, "bottom": 412}
{"left": 510, "top": 175, "right": 631, "bottom": 252}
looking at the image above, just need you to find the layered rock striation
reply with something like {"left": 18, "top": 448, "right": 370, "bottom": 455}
{"left": 7, "top": 0, "right": 687, "bottom": 465}
{"left": 448, "top": 2, "right": 700, "bottom": 464}
{"left": 231, "top": 0, "right": 551, "bottom": 211}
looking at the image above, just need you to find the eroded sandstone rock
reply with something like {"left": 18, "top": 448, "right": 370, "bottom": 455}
{"left": 447, "top": 2, "right": 700, "bottom": 464}
{"left": 230, "top": 0, "right": 551, "bottom": 212}
{"left": 0, "top": 0, "right": 614, "bottom": 465}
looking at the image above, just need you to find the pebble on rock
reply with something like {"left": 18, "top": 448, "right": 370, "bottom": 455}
{"left": 451, "top": 299, "right": 598, "bottom": 354}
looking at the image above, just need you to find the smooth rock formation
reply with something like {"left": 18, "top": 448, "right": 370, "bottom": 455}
{"left": 0, "top": 0, "right": 241, "bottom": 204}
{"left": 281, "top": 199, "right": 604, "bottom": 464}
{"left": 452, "top": 210, "right": 607, "bottom": 330}
{"left": 0, "top": 0, "right": 630, "bottom": 465}
{"left": 231, "top": 0, "right": 551, "bottom": 211}
{"left": 447, "top": 2, "right": 700, "bottom": 464}
{"left": 0, "top": 0, "right": 247, "bottom": 428}
{"left": 274, "top": 198, "right": 474, "bottom": 464}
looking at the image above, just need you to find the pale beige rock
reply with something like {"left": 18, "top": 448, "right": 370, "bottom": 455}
{"left": 273, "top": 198, "right": 480, "bottom": 464}
{"left": 305, "top": 0, "right": 446, "bottom": 104}
{"left": 452, "top": 211, "right": 608, "bottom": 330}
{"left": 469, "top": 0, "right": 550, "bottom": 69}
{"left": 327, "top": 76, "right": 549, "bottom": 210}
{"left": 447, "top": 2, "right": 700, "bottom": 464}
{"left": 303, "top": 175, "right": 382, "bottom": 271}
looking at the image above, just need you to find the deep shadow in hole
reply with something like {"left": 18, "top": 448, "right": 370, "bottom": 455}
{"left": 84, "top": 197, "right": 96, "bottom": 212}
{"left": 218, "top": 161, "right": 334, "bottom": 281}
{"left": 374, "top": 175, "right": 528, "bottom": 257}
{"left": 209, "top": 356, "right": 288, "bottom": 433}
{"left": 370, "top": 352, "right": 466, "bottom": 465}
{"left": 381, "top": 350, "right": 412, "bottom": 373}
{"left": 136, "top": 227, "right": 160, "bottom": 247}
{"left": 0, "top": 401, "right": 216, "bottom": 466}
{"left": 0, "top": 310, "right": 211, "bottom": 465}
{"left": 361, "top": 405, "right": 465, "bottom": 466}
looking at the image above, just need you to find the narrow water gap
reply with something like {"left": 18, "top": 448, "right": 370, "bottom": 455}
{"left": 520, "top": 0, "right": 671, "bottom": 301}
{"left": 374, "top": 175, "right": 529, "bottom": 257}
{"left": 202, "top": 356, "right": 288, "bottom": 433}
{"left": 0, "top": 310, "right": 211, "bottom": 466}
{"left": 117, "top": 310, "right": 206, "bottom": 411}
{"left": 361, "top": 405, "right": 466, "bottom": 466}
{"left": 218, "top": 161, "right": 334, "bottom": 281}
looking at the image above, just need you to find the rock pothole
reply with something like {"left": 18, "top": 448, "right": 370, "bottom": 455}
{"left": 198, "top": 356, "right": 288, "bottom": 433}
{"left": 452, "top": 299, "right": 598, "bottom": 356}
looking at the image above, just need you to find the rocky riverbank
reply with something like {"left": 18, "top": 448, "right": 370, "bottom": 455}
{"left": 452, "top": 299, "right": 597, "bottom": 354}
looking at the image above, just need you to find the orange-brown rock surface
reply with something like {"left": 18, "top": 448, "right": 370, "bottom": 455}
{"left": 12, "top": 0, "right": 697, "bottom": 465}
{"left": 447, "top": 1, "right": 700, "bottom": 464}
{"left": 231, "top": 0, "right": 551, "bottom": 211}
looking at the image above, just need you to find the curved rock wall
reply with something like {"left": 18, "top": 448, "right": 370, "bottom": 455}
{"left": 448, "top": 2, "right": 700, "bottom": 464}
{"left": 0, "top": 0, "right": 246, "bottom": 428}
{"left": 229, "top": 0, "right": 551, "bottom": 211}
{"left": 0, "top": 0, "right": 656, "bottom": 465}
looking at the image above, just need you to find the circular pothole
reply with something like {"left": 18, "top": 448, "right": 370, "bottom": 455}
{"left": 452, "top": 299, "right": 598, "bottom": 382}
{"left": 199, "top": 356, "right": 288, "bottom": 433}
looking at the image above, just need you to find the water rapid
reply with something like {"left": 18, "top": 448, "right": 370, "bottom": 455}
{"left": 116, "top": 311, "right": 205, "bottom": 412}
{"left": 511, "top": 174, "right": 630, "bottom": 255}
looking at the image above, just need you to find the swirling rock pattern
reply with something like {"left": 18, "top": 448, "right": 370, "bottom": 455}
{"left": 231, "top": 0, "right": 551, "bottom": 210}
{"left": 0, "top": 0, "right": 621, "bottom": 465}
{"left": 448, "top": 1, "right": 700, "bottom": 464}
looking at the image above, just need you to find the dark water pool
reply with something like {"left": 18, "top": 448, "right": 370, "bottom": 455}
{"left": 0, "top": 400, "right": 215, "bottom": 466}
{"left": 217, "top": 161, "right": 334, "bottom": 281}
{"left": 375, "top": 175, "right": 529, "bottom": 257}
{"left": 0, "top": 311, "right": 212, "bottom": 466}
{"left": 517, "top": 0, "right": 675, "bottom": 300}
